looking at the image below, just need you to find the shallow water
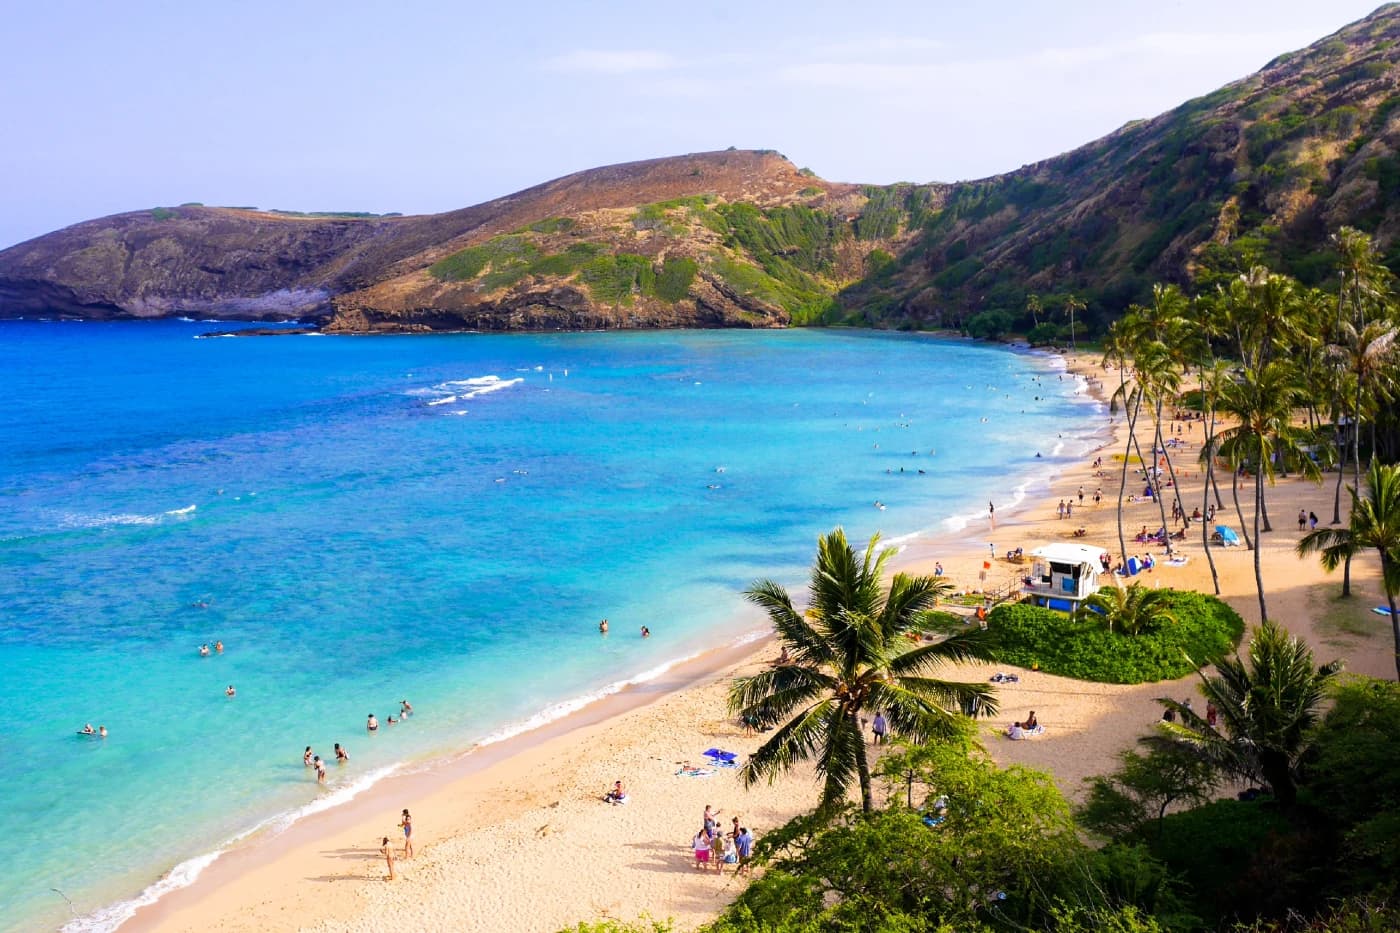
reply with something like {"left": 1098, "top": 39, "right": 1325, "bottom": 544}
{"left": 0, "top": 322, "right": 1099, "bottom": 931}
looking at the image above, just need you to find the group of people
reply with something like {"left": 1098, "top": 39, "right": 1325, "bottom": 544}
{"left": 1161, "top": 698, "right": 1218, "bottom": 727}
{"left": 1298, "top": 509, "right": 1319, "bottom": 532}
{"left": 366, "top": 700, "right": 414, "bottom": 732}
{"left": 78, "top": 723, "right": 108, "bottom": 738}
{"left": 303, "top": 742, "right": 352, "bottom": 782}
{"left": 691, "top": 804, "right": 754, "bottom": 874}
{"left": 1005, "top": 710, "right": 1044, "bottom": 740}
{"left": 598, "top": 618, "right": 653, "bottom": 638}
{"left": 378, "top": 808, "right": 414, "bottom": 880}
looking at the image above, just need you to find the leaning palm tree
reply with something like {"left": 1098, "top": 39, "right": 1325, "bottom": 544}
{"left": 1298, "top": 459, "right": 1400, "bottom": 679}
{"left": 1078, "top": 583, "right": 1177, "bottom": 636}
{"left": 1148, "top": 620, "right": 1340, "bottom": 807}
{"left": 730, "top": 529, "right": 997, "bottom": 814}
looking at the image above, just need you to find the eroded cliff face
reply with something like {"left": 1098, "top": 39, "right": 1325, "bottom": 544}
{"left": 0, "top": 150, "right": 833, "bottom": 330}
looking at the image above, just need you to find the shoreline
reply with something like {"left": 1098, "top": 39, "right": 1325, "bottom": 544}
{"left": 103, "top": 343, "right": 1097, "bottom": 930}
{"left": 116, "top": 348, "right": 1397, "bottom": 933}
{"left": 115, "top": 348, "right": 1109, "bottom": 933}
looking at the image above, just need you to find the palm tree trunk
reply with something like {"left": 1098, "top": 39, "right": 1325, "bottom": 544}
{"left": 1231, "top": 468, "right": 1254, "bottom": 550}
{"left": 1253, "top": 460, "right": 1268, "bottom": 623}
{"left": 1148, "top": 401, "right": 1175, "bottom": 557}
{"left": 1332, "top": 440, "right": 1347, "bottom": 524}
{"left": 1260, "top": 749, "right": 1296, "bottom": 808}
{"left": 1155, "top": 403, "right": 1188, "bottom": 557}
{"left": 1202, "top": 422, "right": 1221, "bottom": 596}
{"left": 854, "top": 708, "right": 874, "bottom": 814}
{"left": 1117, "top": 390, "right": 1140, "bottom": 570}
{"left": 1383, "top": 555, "right": 1400, "bottom": 681}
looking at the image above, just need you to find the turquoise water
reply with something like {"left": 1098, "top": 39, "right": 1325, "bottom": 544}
{"left": 0, "top": 322, "right": 1099, "bottom": 931}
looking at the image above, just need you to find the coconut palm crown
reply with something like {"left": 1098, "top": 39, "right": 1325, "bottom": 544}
{"left": 1149, "top": 619, "right": 1340, "bottom": 807}
{"left": 1298, "top": 459, "right": 1400, "bottom": 679}
{"left": 729, "top": 528, "right": 997, "bottom": 814}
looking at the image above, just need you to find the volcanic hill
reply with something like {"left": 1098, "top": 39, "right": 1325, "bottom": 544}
{"left": 4, "top": 4, "right": 1400, "bottom": 333}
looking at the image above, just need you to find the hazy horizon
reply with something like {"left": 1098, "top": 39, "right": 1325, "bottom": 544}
{"left": 0, "top": 0, "right": 1388, "bottom": 249}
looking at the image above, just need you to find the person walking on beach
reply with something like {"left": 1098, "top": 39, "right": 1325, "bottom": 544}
{"left": 1078, "top": 486, "right": 1084, "bottom": 505}
{"left": 1298, "top": 509, "right": 1307, "bottom": 531}
{"left": 1309, "top": 511, "right": 1319, "bottom": 531}
{"left": 1057, "top": 500, "right": 1065, "bottom": 520}
{"left": 399, "top": 808, "right": 413, "bottom": 858}
{"left": 872, "top": 711, "right": 888, "bottom": 744}
{"left": 379, "top": 836, "right": 396, "bottom": 880}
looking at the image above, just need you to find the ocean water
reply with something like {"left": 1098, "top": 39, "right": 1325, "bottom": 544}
{"left": 0, "top": 321, "right": 1100, "bottom": 931}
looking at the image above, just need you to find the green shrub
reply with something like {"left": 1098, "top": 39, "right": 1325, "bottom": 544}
{"left": 653, "top": 257, "right": 697, "bottom": 301}
{"left": 987, "top": 590, "right": 1244, "bottom": 683}
{"left": 150, "top": 207, "right": 177, "bottom": 221}
{"left": 580, "top": 253, "right": 654, "bottom": 303}
{"left": 527, "top": 217, "right": 575, "bottom": 234}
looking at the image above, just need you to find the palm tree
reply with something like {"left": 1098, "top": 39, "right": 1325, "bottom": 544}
{"left": 730, "top": 529, "right": 998, "bottom": 814}
{"left": 1026, "top": 293, "right": 1042, "bottom": 328}
{"left": 1149, "top": 620, "right": 1341, "bottom": 807}
{"left": 1103, "top": 317, "right": 1145, "bottom": 570}
{"left": 1298, "top": 460, "right": 1400, "bottom": 679}
{"left": 1216, "top": 362, "right": 1320, "bottom": 621}
{"left": 1078, "top": 583, "right": 1177, "bottom": 635}
{"left": 1064, "top": 294, "right": 1086, "bottom": 351}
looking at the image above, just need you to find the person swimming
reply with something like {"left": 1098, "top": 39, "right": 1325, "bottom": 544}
{"left": 80, "top": 723, "right": 95, "bottom": 735}
{"left": 367, "top": 714, "right": 379, "bottom": 732}
{"left": 225, "top": 684, "right": 236, "bottom": 697}
{"left": 199, "top": 644, "right": 210, "bottom": 657}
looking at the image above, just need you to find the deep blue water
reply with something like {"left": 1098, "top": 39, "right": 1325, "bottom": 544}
{"left": 0, "top": 321, "right": 1099, "bottom": 931}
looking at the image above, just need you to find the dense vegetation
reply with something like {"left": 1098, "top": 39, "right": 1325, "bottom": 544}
{"left": 838, "top": 7, "right": 1400, "bottom": 336}
{"left": 987, "top": 590, "right": 1245, "bottom": 683}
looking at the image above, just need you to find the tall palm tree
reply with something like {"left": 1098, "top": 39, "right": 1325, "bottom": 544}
{"left": 1025, "top": 293, "right": 1042, "bottom": 328}
{"left": 1149, "top": 620, "right": 1341, "bottom": 807}
{"left": 1103, "top": 317, "right": 1145, "bottom": 569}
{"left": 1298, "top": 460, "right": 1400, "bottom": 679}
{"left": 1217, "top": 362, "right": 1320, "bottom": 621}
{"left": 1064, "top": 294, "right": 1086, "bottom": 351}
{"left": 730, "top": 529, "right": 997, "bottom": 814}
{"left": 1078, "top": 583, "right": 1177, "bottom": 635}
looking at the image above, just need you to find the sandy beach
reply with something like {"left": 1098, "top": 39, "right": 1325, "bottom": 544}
{"left": 125, "top": 351, "right": 1397, "bottom": 933}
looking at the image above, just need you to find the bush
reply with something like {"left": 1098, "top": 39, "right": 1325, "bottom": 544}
{"left": 987, "top": 590, "right": 1244, "bottom": 683}
{"left": 653, "top": 257, "right": 697, "bottom": 302}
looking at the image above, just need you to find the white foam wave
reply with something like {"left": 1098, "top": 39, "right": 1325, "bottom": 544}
{"left": 412, "top": 374, "right": 524, "bottom": 406}
{"left": 165, "top": 505, "right": 197, "bottom": 517}
{"left": 62, "top": 849, "right": 224, "bottom": 933}
{"left": 474, "top": 645, "right": 728, "bottom": 748}
{"left": 64, "top": 763, "right": 403, "bottom": 933}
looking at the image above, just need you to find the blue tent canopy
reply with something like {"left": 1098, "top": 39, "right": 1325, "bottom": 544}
{"left": 1214, "top": 525, "right": 1240, "bottom": 545}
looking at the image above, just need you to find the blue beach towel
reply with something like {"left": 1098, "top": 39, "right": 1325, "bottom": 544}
{"left": 1372, "top": 606, "right": 1396, "bottom": 616}
{"left": 703, "top": 748, "right": 740, "bottom": 767}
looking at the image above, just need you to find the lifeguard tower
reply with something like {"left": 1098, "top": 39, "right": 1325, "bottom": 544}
{"left": 1023, "top": 543, "right": 1105, "bottom": 612}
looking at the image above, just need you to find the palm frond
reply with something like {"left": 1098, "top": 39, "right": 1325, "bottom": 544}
{"left": 738, "top": 698, "right": 835, "bottom": 790}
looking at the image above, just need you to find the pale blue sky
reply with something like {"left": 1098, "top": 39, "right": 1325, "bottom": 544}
{"left": 0, "top": 1, "right": 1387, "bottom": 248}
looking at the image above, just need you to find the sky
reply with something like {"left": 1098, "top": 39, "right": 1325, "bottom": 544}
{"left": 0, "top": 0, "right": 1389, "bottom": 249}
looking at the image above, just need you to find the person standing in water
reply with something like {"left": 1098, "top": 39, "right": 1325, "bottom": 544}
{"left": 599, "top": 618, "right": 609, "bottom": 634}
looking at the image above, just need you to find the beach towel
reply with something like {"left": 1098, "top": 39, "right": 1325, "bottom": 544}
{"left": 1372, "top": 606, "right": 1397, "bottom": 616}
{"left": 702, "top": 748, "right": 740, "bottom": 767}
{"left": 1166, "top": 556, "right": 1189, "bottom": 567}
{"left": 676, "top": 766, "right": 716, "bottom": 777}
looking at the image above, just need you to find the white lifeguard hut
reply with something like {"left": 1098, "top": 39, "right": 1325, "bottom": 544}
{"left": 1023, "top": 543, "right": 1105, "bottom": 611}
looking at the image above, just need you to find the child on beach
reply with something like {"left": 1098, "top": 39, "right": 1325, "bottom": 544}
{"left": 379, "top": 836, "right": 396, "bottom": 880}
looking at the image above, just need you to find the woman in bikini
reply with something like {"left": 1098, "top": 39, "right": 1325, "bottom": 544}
{"left": 399, "top": 809, "right": 413, "bottom": 858}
